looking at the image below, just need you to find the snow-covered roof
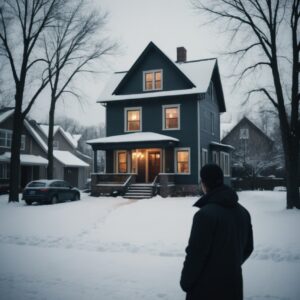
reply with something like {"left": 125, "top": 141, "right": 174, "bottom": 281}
{"left": 210, "top": 141, "right": 235, "bottom": 150}
{"left": 87, "top": 132, "right": 179, "bottom": 144}
{"left": 39, "top": 124, "right": 80, "bottom": 148}
{"left": 54, "top": 150, "right": 89, "bottom": 167}
{"left": 0, "top": 152, "right": 48, "bottom": 165}
{"left": 98, "top": 59, "right": 216, "bottom": 103}
{"left": 24, "top": 120, "right": 48, "bottom": 152}
{"left": 0, "top": 109, "right": 13, "bottom": 124}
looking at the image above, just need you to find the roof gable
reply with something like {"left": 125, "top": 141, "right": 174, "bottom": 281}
{"left": 222, "top": 117, "right": 273, "bottom": 143}
{"left": 113, "top": 42, "right": 195, "bottom": 95}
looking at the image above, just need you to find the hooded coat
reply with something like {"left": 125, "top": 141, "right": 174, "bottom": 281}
{"left": 180, "top": 185, "right": 253, "bottom": 300}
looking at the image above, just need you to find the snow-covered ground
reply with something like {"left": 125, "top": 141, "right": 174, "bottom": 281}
{"left": 0, "top": 191, "right": 299, "bottom": 300}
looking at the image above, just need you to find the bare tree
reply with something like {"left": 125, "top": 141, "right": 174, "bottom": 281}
{"left": 42, "top": 0, "right": 116, "bottom": 179}
{"left": 193, "top": 0, "right": 300, "bottom": 208}
{"left": 0, "top": 0, "right": 64, "bottom": 202}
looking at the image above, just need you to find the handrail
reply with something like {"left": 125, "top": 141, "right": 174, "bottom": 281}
{"left": 151, "top": 175, "right": 159, "bottom": 186}
{"left": 123, "top": 175, "right": 133, "bottom": 187}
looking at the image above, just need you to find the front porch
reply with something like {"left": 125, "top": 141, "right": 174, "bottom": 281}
{"left": 91, "top": 172, "right": 176, "bottom": 198}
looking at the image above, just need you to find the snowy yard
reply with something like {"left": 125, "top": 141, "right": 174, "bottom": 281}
{"left": 0, "top": 191, "right": 299, "bottom": 300}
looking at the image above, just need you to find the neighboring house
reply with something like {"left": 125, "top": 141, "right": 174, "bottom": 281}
{"left": 221, "top": 117, "right": 275, "bottom": 177}
{"left": 0, "top": 107, "right": 91, "bottom": 192}
{"left": 30, "top": 122, "right": 91, "bottom": 188}
{"left": 88, "top": 42, "right": 232, "bottom": 198}
{"left": 0, "top": 108, "right": 48, "bottom": 192}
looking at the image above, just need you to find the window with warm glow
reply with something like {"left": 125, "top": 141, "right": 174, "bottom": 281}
{"left": 125, "top": 108, "right": 141, "bottom": 132}
{"left": 117, "top": 151, "right": 127, "bottom": 173}
{"left": 176, "top": 148, "right": 190, "bottom": 174}
{"left": 163, "top": 105, "right": 180, "bottom": 129}
{"left": 144, "top": 70, "right": 162, "bottom": 91}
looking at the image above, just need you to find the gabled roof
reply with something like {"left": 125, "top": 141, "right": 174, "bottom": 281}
{"left": 113, "top": 41, "right": 195, "bottom": 95}
{"left": 222, "top": 117, "right": 273, "bottom": 143}
{"left": 39, "top": 124, "right": 80, "bottom": 148}
{"left": 0, "top": 107, "right": 14, "bottom": 124}
{"left": 97, "top": 42, "right": 226, "bottom": 112}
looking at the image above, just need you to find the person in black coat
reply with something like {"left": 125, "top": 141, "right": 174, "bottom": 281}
{"left": 180, "top": 164, "right": 253, "bottom": 300}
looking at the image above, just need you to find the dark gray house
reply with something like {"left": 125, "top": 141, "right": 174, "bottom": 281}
{"left": 88, "top": 42, "right": 232, "bottom": 198}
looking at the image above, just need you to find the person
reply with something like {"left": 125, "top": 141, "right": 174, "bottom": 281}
{"left": 180, "top": 164, "right": 253, "bottom": 300}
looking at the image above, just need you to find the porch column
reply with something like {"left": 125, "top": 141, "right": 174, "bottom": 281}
{"left": 93, "top": 149, "right": 98, "bottom": 173}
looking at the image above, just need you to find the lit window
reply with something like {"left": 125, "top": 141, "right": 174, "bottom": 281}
{"left": 202, "top": 148, "right": 208, "bottom": 167}
{"left": 220, "top": 152, "right": 230, "bottom": 176}
{"left": 117, "top": 151, "right": 127, "bottom": 173}
{"left": 143, "top": 70, "right": 162, "bottom": 91}
{"left": 125, "top": 107, "right": 141, "bottom": 132}
{"left": 175, "top": 148, "right": 190, "bottom": 174}
{"left": 163, "top": 105, "right": 180, "bottom": 130}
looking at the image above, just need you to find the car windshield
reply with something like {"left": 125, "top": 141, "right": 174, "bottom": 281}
{"left": 27, "top": 182, "right": 46, "bottom": 187}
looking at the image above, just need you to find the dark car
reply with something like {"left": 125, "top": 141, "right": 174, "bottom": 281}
{"left": 22, "top": 180, "right": 80, "bottom": 205}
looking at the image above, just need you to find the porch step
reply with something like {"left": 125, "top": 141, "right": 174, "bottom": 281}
{"left": 124, "top": 184, "right": 154, "bottom": 199}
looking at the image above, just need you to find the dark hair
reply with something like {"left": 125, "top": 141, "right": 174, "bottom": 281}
{"left": 200, "top": 164, "right": 224, "bottom": 190}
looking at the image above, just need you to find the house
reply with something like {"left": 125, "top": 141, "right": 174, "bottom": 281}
{"left": 88, "top": 42, "right": 232, "bottom": 198}
{"left": 221, "top": 116, "right": 281, "bottom": 189}
{"left": 221, "top": 117, "right": 274, "bottom": 171}
{"left": 0, "top": 107, "right": 91, "bottom": 192}
{"left": 0, "top": 107, "right": 48, "bottom": 192}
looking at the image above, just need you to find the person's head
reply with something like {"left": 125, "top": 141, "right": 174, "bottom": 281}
{"left": 200, "top": 164, "right": 224, "bottom": 194}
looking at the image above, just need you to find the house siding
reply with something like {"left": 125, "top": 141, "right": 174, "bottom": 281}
{"left": 116, "top": 49, "right": 192, "bottom": 95}
{"left": 106, "top": 94, "right": 199, "bottom": 184}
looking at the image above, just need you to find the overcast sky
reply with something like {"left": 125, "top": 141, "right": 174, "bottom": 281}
{"left": 29, "top": 0, "right": 256, "bottom": 128}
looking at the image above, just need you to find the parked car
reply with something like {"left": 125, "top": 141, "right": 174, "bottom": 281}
{"left": 22, "top": 180, "right": 80, "bottom": 205}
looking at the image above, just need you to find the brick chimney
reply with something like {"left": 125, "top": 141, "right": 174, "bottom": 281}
{"left": 176, "top": 47, "right": 187, "bottom": 63}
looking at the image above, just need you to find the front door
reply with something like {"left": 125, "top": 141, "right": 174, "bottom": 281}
{"left": 148, "top": 151, "right": 161, "bottom": 182}
{"left": 136, "top": 150, "right": 146, "bottom": 183}
{"left": 64, "top": 167, "right": 78, "bottom": 187}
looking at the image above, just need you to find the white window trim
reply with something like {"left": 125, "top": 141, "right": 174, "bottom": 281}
{"left": 220, "top": 151, "right": 230, "bottom": 177}
{"left": 212, "top": 151, "right": 219, "bottom": 165}
{"left": 0, "top": 129, "right": 12, "bottom": 148}
{"left": 162, "top": 104, "right": 181, "bottom": 130}
{"left": 201, "top": 148, "right": 208, "bottom": 167}
{"left": 115, "top": 150, "right": 128, "bottom": 174}
{"left": 124, "top": 107, "right": 142, "bottom": 132}
{"left": 174, "top": 147, "right": 191, "bottom": 175}
{"left": 143, "top": 69, "right": 163, "bottom": 92}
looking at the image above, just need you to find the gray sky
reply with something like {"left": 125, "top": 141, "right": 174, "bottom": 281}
{"left": 30, "top": 0, "right": 251, "bottom": 127}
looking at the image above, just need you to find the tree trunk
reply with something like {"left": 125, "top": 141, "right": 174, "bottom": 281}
{"left": 8, "top": 96, "right": 23, "bottom": 202}
{"left": 47, "top": 98, "right": 56, "bottom": 179}
{"left": 285, "top": 138, "right": 300, "bottom": 209}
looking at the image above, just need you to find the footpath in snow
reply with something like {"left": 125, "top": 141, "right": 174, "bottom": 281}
{"left": 0, "top": 191, "right": 299, "bottom": 300}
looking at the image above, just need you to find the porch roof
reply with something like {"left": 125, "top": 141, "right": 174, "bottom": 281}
{"left": 87, "top": 132, "right": 179, "bottom": 150}
{"left": 0, "top": 152, "right": 48, "bottom": 166}
{"left": 53, "top": 150, "right": 89, "bottom": 167}
{"left": 210, "top": 141, "right": 235, "bottom": 151}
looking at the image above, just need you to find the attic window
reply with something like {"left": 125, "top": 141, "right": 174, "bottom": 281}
{"left": 143, "top": 70, "right": 162, "bottom": 91}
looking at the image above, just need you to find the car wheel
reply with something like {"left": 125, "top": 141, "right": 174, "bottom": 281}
{"left": 25, "top": 200, "right": 32, "bottom": 205}
{"left": 73, "top": 193, "right": 80, "bottom": 201}
{"left": 51, "top": 195, "right": 58, "bottom": 204}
